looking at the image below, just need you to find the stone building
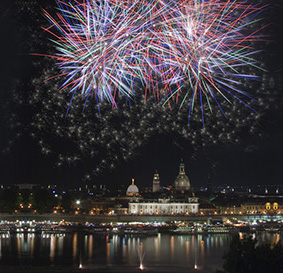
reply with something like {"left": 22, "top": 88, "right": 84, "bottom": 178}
{"left": 129, "top": 197, "right": 199, "bottom": 215}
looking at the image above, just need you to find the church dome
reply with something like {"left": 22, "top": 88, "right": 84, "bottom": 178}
{"left": 126, "top": 179, "right": 139, "bottom": 196}
{"left": 174, "top": 162, "right": 191, "bottom": 191}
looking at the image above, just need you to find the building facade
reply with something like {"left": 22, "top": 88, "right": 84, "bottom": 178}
{"left": 129, "top": 197, "right": 199, "bottom": 215}
{"left": 241, "top": 201, "right": 282, "bottom": 215}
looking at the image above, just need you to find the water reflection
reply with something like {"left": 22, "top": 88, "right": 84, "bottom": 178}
{"left": 170, "top": 235, "right": 174, "bottom": 260}
{"left": 16, "top": 234, "right": 21, "bottom": 258}
{"left": 30, "top": 234, "right": 34, "bottom": 259}
{"left": 185, "top": 240, "right": 189, "bottom": 258}
{"left": 106, "top": 236, "right": 110, "bottom": 264}
{"left": 0, "top": 232, "right": 280, "bottom": 271}
{"left": 88, "top": 235, "right": 93, "bottom": 260}
{"left": 50, "top": 235, "right": 56, "bottom": 262}
{"left": 72, "top": 232, "right": 77, "bottom": 258}
{"left": 154, "top": 236, "right": 159, "bottom": 260}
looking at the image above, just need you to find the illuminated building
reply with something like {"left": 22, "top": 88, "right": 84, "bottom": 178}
{"left": 129, "top": 197, "right": 199, "bottom": 215}
{"left": 174, "top": 161, "right": 191, "bottom": 192}
{"left": 129, "top": 162, "right": 199, "bottom": 215}
{"left": 126, "top": 179, "right": 140, "bottom": 197}
{"left": 241, "top": 200, "right": 282, "bottom": 215}
{"left": 152, "top": 171, "right": 161, "bottom": 193}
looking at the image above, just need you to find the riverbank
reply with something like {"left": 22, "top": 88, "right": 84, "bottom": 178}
{"left": 0, "top": 212, "right": 281, "bottom": 225}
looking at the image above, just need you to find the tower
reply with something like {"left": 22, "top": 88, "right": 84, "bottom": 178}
{"left": 174, "top": 160, "right": 191, "bottom": 192}
{"left": 152, "top": 171, "right": 161, "bottom": 192}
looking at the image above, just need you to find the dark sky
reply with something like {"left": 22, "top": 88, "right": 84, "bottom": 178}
{"left": 0, "top": 0, "right": 282, "bottom": 190}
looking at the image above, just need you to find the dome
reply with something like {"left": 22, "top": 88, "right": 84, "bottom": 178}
{"left": 126, "top": 179, "right": 139, "bottom": 196}
{"left": 174, "top": 162, "right": 191, "bottom": 191}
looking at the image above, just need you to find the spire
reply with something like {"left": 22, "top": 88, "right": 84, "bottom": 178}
{"left": 179, "top": 160, "right": 185, "bottom": 174}
{"left": 132, "top": 178, "right": 135, "bottom": 185}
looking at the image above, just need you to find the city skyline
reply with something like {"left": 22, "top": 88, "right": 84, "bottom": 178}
{"left": 0, "top": 0, "right": 282, "bottom": 189}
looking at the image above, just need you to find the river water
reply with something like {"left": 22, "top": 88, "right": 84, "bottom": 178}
{"left": 0, "top": 232, "right": 280, "bottom": 272}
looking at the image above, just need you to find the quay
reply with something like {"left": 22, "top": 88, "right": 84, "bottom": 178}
{"left": 0, "top": 213, "right": 282, "bottom": 224}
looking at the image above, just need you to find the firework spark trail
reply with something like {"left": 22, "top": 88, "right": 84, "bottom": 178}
{"left": 43, "top": 0, "right": 158, "bottom": 107}
{"left": 149, "top": 0, "right": 268, "bottom": 124}
{"left": 43, "top": 0, "right": 267, "bottom": 122}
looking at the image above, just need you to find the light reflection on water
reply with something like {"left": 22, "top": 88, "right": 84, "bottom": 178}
{"left": 0, "top": 232, "right": 280, "bottom": 272}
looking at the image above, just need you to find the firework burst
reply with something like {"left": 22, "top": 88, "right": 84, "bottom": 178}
{"left": 151, "top": 0, "right": 268, "bottom": 123}
{"left": 43, "top": 0, "right": 158, "bottom": 108}
{"left": 43, "top": 0, "right": 267, "bottom": 121}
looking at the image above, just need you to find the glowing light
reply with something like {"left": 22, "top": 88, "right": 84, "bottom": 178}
{"left": 43, "top": 0, "right": 267, "bottom": 122}
{"left": 43, "top": 0, "right": 155, "bottom": 107}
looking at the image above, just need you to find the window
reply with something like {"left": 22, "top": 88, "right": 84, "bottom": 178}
{"left": 273, "top": 203, "right": 278, "bottom": 210}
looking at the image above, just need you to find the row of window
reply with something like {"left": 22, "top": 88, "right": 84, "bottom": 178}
{"left": 138, "top": 210, "right": 188, "bottom": 214}
{"left": 244, "top": 206, "right": 262, "bottom": 210}
{"left": 131, "top": 205, "right": 196, "bottom": 209}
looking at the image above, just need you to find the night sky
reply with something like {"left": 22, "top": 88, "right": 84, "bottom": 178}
{"left": 0, "top": 0, "right": 282, "bottom": 190}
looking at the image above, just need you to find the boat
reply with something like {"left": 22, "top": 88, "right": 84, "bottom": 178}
{"left": 171, "top": 225, "right": 237, "bottom": 235}
{"left": 170, "top": 226, "right": 204, "bottom": 235}
{"left": 123, "top": 225, "right": 158, "bottom": 236}
{"left": 206, "top": 225, "right": 238, "bottom": 234}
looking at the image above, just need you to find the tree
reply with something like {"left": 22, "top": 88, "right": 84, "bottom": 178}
{"left": 0, "top": 189, "right": 17, "bottom": 213}
{"left": 60, "top": 191, "right": 73, "bottom": 213}
{"left": 217, "top": 234, "right": 283, "bottom": 273}
{"left": 33, "top": 189, "right": 58, "bottom": 213}
{"left": 17, "top": 189, "right": 34, "bottom": 211}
